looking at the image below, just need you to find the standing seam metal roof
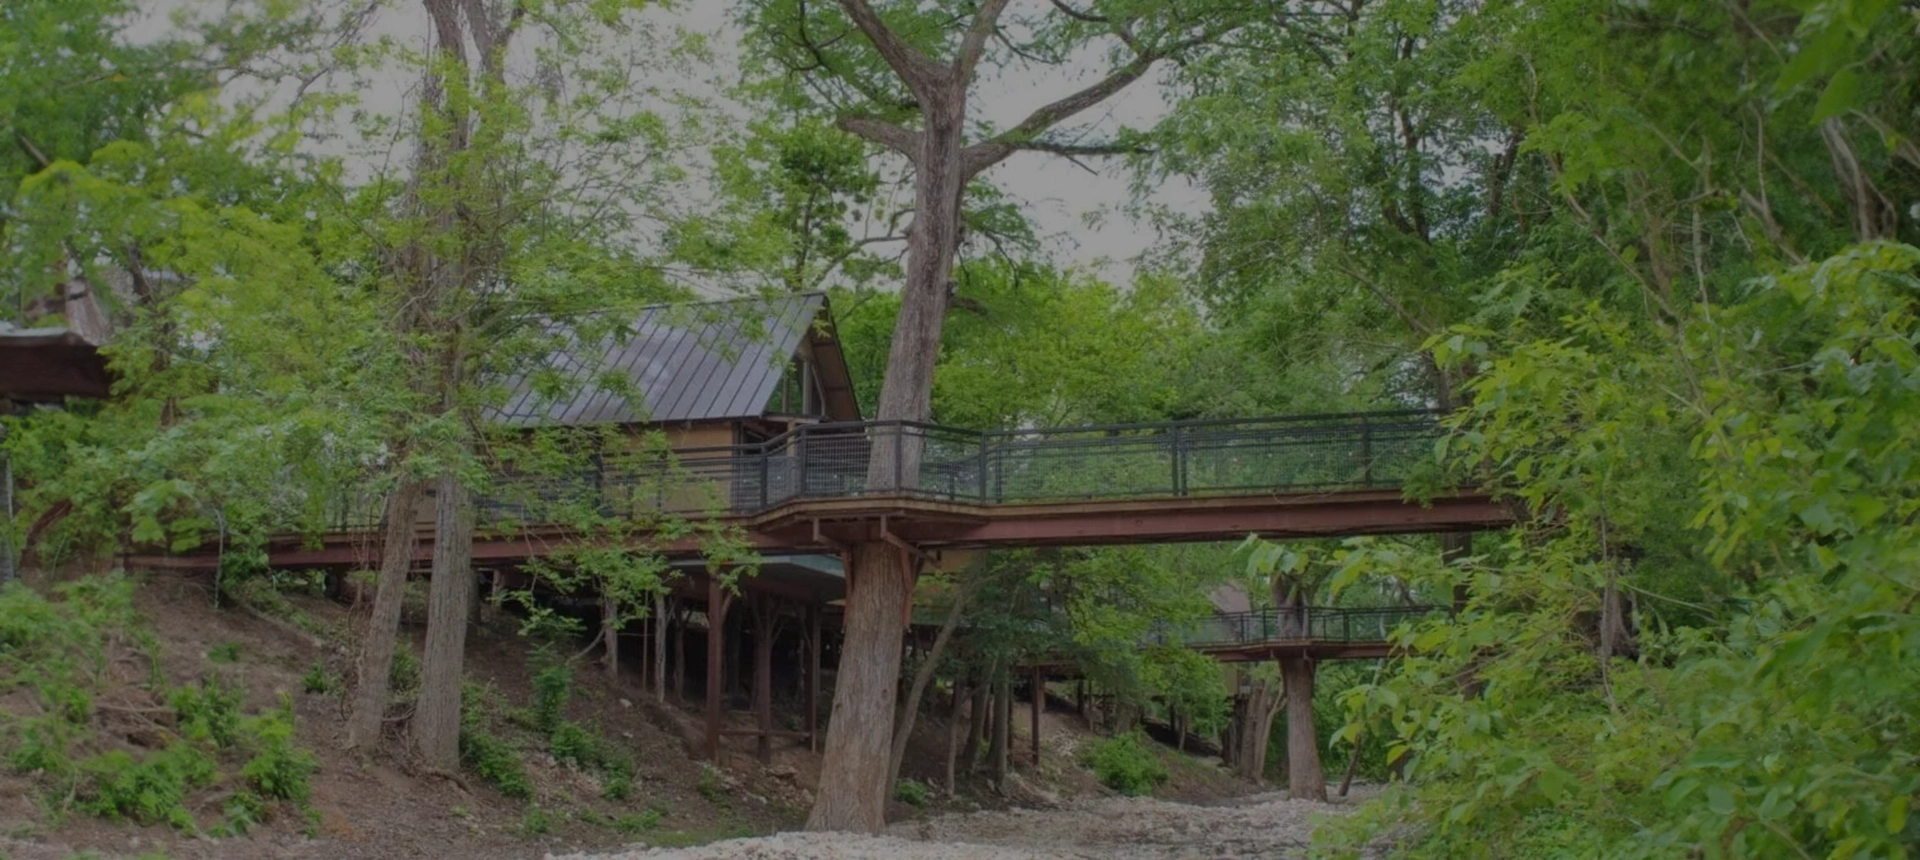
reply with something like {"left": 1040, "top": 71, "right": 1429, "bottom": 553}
{"left": 490, "top": 293, "right": 826, "bottom": 427}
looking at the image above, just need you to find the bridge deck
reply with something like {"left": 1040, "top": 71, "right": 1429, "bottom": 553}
{"left": 124, "top": 411, "right": 1513, "bottom": 569}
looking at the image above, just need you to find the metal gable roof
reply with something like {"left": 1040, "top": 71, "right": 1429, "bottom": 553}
{"left": 491, "top": 293, "right": 826, "bottom": 427}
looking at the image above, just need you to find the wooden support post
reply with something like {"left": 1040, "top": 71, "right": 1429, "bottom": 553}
{"left": 724, "top": 605, "right": 742, "bottom": 701}
{"left": 653, "top": 593, "right": 669, "bottom": 704}
{"left": 674, "top": 602, "right": 688, "bottom": 701}
{"left": 991, "top": 674, "right": 1010, "bottom": 789}
{"left": 752, "top": 596, "right": 777, "bottom": 764}
{"left": 1029, "top": 667, "right": 1042, "bottom": 768}
{"left": 805, "top": 604, "right": 823, "bottom": 752}
{"left": 704, "top": 576, "right": 731, "bottom": 763}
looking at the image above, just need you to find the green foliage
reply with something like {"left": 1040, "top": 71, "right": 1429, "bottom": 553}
{"left": 529, "top": 658, "right": 571, "bottom": 735}
{"left": 611, "top": 807, "right": 663, "bottom": 835}
{"left": 520, "top": 805, "right": 553, "bottom": 837}
{"left": 300, "top": 661, "right": 338, "bottom": 695}
{"left": 696, "top": 764, "right": 728, "bottom": 804}
{"left": 388, "top": 647, "right": 421, "bottom": 699}
{"left": 169, "top": 675, "right": 244, "bottom": 749}
{"left": 1318, "top": 247, "right": 1920, "bottom": 858}
{"left": 205, "top": 642, "right": 242, "bottom": 664}
{"left": 1085, "top": 732, "right": 1169, "bottom": 797}
{"left": 76, "top": 744, "right": 215, "bottom": 831}
{"left": 458, "top": 683, "right": 531, "bottom": 799}
{"left": 892, "top": 778, "right": 931, "bottom": 808}
{"left": 239, "top": 700, "right": 317, "bottom": 803}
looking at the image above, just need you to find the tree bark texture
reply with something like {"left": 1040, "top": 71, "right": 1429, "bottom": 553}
{"left": 414, "top": 474, "right": 474, "bottom": 770}
{"left": 805, "top": 543, "right": 911, "bottom": 832}
{"left": 345, "top": 479, "right": 425, "bottom": 750}
{"left": 1281, "top": 656, "right": 1325, "bottom": 800}
{"left": 967, "top": 678, "right": 990, "bottom": 771}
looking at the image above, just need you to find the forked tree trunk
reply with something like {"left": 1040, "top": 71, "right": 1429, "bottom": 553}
{"left": 415, "top": 474, "right": 474, "bottom": 769}
{"left": 1281, "top": 656, "right": 1325, "bottom": 800}
{"left": 345, "top": 479, "right": 425, "bottom": 750}
{"left": 805, "top": 543, "right": 913, "bottom": 832}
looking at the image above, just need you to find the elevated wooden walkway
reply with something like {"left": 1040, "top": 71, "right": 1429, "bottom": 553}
{"left": 127, "top": 410, "right": 1512, "bottom": 570}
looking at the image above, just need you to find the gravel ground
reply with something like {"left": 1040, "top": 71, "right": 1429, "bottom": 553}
{"left": 552, "top": 791, "right": 1367, "bottom": 860}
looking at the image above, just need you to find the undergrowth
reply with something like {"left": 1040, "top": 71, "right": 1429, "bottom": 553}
{"left": 0, "top": 574, "right": 321, "bottom": 834}
{"left": 1085, "top": 731, "right": 1169, "bottom": 796}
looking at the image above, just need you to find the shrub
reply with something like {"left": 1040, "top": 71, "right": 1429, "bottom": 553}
{"left": 205, "top": 642, "right": 243, "bottom": 664}
{"left": 548, "top": 721, "right": 596, "bottom": 767}
{"left": 529, "top": 659, "right": 572, "bottom": 734}
{"left": 1086, "top": 732, "right": 1168, "bottom": 796}
{"left": 893, "top": 778, "right": 932, "bottom": 807}
{"left": 78, "top": 744, "right": 216, "bottom": 830}
{"left": 459, "top": 684, "right": 530, "bottom": 798}
{"left": 612, "top": 807, "right": 663, "bottom": 834}
{"left": 521, "top": 805, "right": 553, "bottom": 836}
{"left": 300, "top": 661, "right": 337, "bottom": 695}
{"left": 239, "top": 703, "right": 318, "bottom": 803}
{"left": 170, "top": 675, "right": 244, "bottom": 749}
{"left": 389, "top": 647, "right": 421, "bottom": 698}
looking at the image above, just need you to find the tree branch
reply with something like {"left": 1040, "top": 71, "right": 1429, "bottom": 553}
{"left": 955, "top": 0, "right": 1014, "bottom": 82}
{"left": 835, "top": 0, "right": 950, "bottom": 97}
{"left": 835, "top": 115, "right": 921, "bottom": 158}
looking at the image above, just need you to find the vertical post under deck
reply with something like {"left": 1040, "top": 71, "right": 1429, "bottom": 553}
{"left": 753, "top": 596, "right": 775, "bottom": 763}
{"left": 1030, "top": 666, "right": 1043, "bottom": 768}
{"left": 704, "top": 576, "right": 729, "bottom": 763}
{"left": 806, "top": 604, "right": 822, "bottom": 752}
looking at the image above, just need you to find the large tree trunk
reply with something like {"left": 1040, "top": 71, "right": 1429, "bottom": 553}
{"left": 806, "top": 543, "right": 912, "bottom": 833}
{"left": 888, "top": 586, "right": 969, "bottom": 786}
{"left": 345, "top": 479, "right": 425, "bottom": 750}
{"left": 1224, "top": 679, "right": 1283, "bottom": 781}
{"left": 414, "top": 474, "right": 474, "bottom": 770}
{"left": 1281, "top": 656, "right": 1325, "bottom": 800}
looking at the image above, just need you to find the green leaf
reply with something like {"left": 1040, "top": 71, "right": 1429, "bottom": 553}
{"left": 1811, "top": 67, "right": 1862, "bottom": 124}
{"left": 1707, "top": 785, "right": 1736, "bottom": 816}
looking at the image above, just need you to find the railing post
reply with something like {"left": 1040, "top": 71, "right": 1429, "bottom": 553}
{"left": 1360, "top": 414, "right": 1374, "bottom": 486}
{"left": 757, "top": 445, "right": 769, "bottom": 510}
{"left": 1169, "top": 425, "right": 1186, "bottom": 496}
{"left": 977, "top": 433, "right": 990, "bottom": 504}
{"left": 894, "top": 423, "right": 905, "bottom": 491}
{"left": 1343, "top": 611, "right": 1351, "bottom": 643}
{"left": 795, "top": 431, "right": 809, "bottom": 498}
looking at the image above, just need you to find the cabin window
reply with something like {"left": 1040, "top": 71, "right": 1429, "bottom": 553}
{"left": 769, "top": 358, "right": 820, "bottom": 416}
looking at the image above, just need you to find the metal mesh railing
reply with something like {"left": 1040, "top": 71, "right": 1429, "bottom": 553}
{"left": 320, "top": 410, "right": 1444, "bottom": 531}
{"left": 1146, "top": 605, "right": 1445, "bottom": 647}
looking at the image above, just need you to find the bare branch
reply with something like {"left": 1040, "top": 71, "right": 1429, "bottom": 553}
{"left": 835, "top": 0, "right": 951, "bottom": 96}
{"left": 836, "top": 115, "right": 921, "bottom": 158}
{"left": 955, "top": 0, "right": 1014, "bottom": 81}
{"left": 1047, "top": 0, "right": 1109, "bottom": 23}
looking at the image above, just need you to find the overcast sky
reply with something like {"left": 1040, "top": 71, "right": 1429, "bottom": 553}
{"left": 141, "top": 0, "right": 1204, "bottom": 286}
